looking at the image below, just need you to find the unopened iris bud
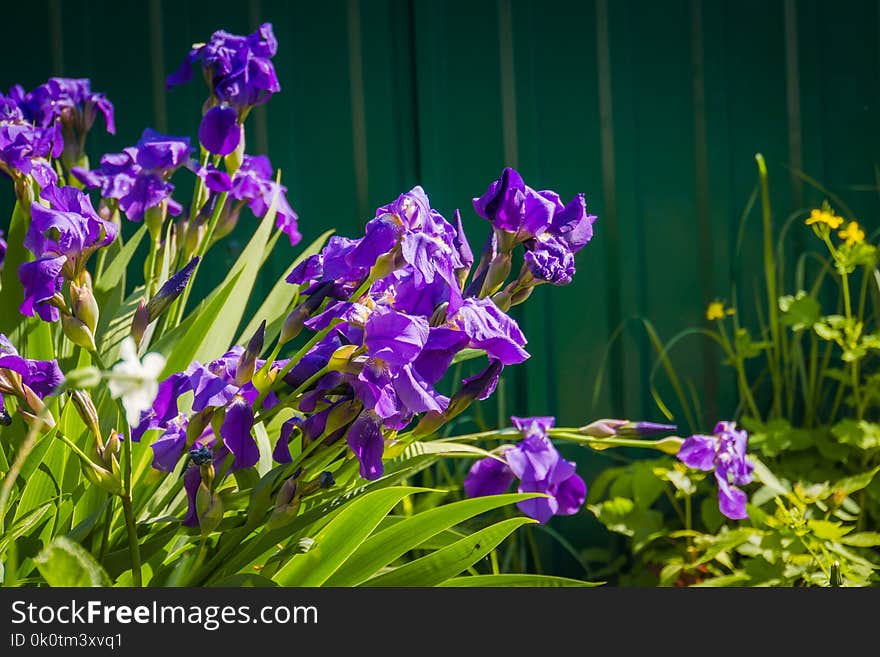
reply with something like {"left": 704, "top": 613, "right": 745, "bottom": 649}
{"left": 452, "top": 209, "right": 474, "bottom": 290}
{"left": 144, "top": 257, "right": 200, "bottom": 322}
{"left": 616, "top": 421, "right": 678, "bottom": 437}
{"left": 0, "top": 406, "right": 11, "bottom": 426}
{"left": 144, "top": 204, "right": 165, "bottom": 242}
{"left": 412, "top": 410, "right": 445, "bottom": 438}
{"left": 578, "top": 419, "right": 677, "bottom": 438}
{"left": 235, "top": 320, "right": 265, "bottom": 386}
{"left": 223, "top": 126, "right": 246, "bottom": 175}
{"left": 578, "top": 419, "right": 627, "bottom": 438}
{"left": 81, "top": 459, "right": 122, "bottom": 495}
{"left": 279, "top": 285, "right": 332, "bottom": 344}
{"left": 509, "top": 285, "right": 535, "bottom": 306}
{"left": 196, "top": 483, "right": 223, "bottom": 534}
{"left": 324, "top": 399, "right": 362, "bottom": 435}
{"left": 62, "top": 314, "right": 97, "bottom": 352}
{"left": 480, "top": 252, "right": 512, "bottom": 298}
{"left": 267, "top": 476, "right": 301, "bottom": 530}
{"left": 101, "top": 428, "right": 121, "bottom": 469}
{"left": 327, "top": 345, "right": 359, "bottom": 373}
{"left": 70, "top": 281, "right": 99, "bottom": 334}
{"left": 413, "top": 361, "right": 503, "bottom": 438}
{"left": 130, "top": 301, "right": 150, "bottom": 346}
{"left": 69, "top": 389, "right": 101, "bottom": 442}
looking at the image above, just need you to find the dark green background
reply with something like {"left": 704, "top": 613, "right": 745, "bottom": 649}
{"left": 2, "top": 0, "right": 878, "bottom": 570}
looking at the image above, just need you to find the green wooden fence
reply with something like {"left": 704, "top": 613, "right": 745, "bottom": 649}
{"left": 2, "top": 0, "right": 879, "bottom": 435}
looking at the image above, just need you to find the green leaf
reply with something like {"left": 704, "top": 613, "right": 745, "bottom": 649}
{"left": 438, "top": 574, "right": 603, "bottom": 587}
{"left": 97, "top": 285, "right": 145, "bottom": 363}
{"left": 833, "top": 466, "right": 880, "bottom": 496}
{"left": 0, "top": 502, "right": 53, "bottom": 557}
{"left": 237, "top": 228, "right": 334, "bottom": 345}
{"left": 325, "top": 492, "right": 538, "bottom": 586}
{"left": 831, "top": 420, "right": 880, "bottom": 451}
{"left": 94, "top": 225, "right": 147, "bottom": 293}
{"left": 0, "top": 201, "right": 30, "bottom": 335}
{"left": 361, "top": 517, "right": 536, "bottom": 587}
{"left": 34, "top": 536, "right": 111, "bottom": 586}
{"left": 271, "top": 486, "right": 428, "bottom": 586}
{"left": 808, "top": 519, "right": 853, "bottom": 541}
{"left": 840, "top": 532, "right": 880, "bottom": 547}
{"left": 779, "top": 291, "right": 821, "bottom": 332}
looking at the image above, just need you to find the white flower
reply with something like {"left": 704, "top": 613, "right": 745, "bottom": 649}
{"left": 107, "top": 337, "right": 166, "bottom": 428}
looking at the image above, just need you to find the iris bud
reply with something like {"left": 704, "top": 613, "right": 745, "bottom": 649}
{"left": 70, "top": 281, "right": 99, "bottom": 334}
{"left": 235, "top": 320, "right": 265, "bottom": 386}
{"left": 62, "top": 314, "right": 97, "bottom": 352}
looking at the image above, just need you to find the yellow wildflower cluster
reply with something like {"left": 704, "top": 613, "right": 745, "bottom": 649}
{"left": 838, "top": 221, "right": 865, "bottom": 246}
{"left": 805, "top": 208, "right": 844, "bottom": 229}
{"left": 706, "top": 301, "right": 735, "bottom": 321}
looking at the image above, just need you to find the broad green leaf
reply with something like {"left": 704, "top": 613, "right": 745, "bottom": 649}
{"left": 361, "top": 516, "right": 535, "bottom": 587}
{"left": 0, "top": 201, "right": 30, "bottom": 335}
{"left": 94, "top": 225, "right": 147, "bottom": 293}
{"left": 438, "top": 574, "right": 603, "bottom": 587}
{"left": 840, "top": 532, "right": 880, "bottom": 547}
{"left": 808, "top": 519, "right": 853, "bottom": 541}
{"left": 97, "top": 285, "right": 145, "bottom": 363}
{"left": 325, "top": 493, "right": 538, "bottom": 586}
{"left": 388, "top": 440, "right": 504, "bottom": 463}
{"left": 0, "top": 502, "right": 52, "bottom": 557}
{"left": 237, "top": 228, "right": 334, "bottom": 345}
{"left": 833, "top": 466, "right": 880, "bottom": 496}
{"left": 12, "top": 431, "right": 66, "bottom": 523}
{"left": 34, "top": 536, "right": 111, "bottom": 587}
{"left": 272, "top": 486, "right": 427, "bottom": 586}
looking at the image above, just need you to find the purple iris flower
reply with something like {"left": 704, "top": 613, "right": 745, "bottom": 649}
{"left": 167, "top": 24, "right": 280, "bottom": 160}
{"left": 201, "top": 155, "right": 301, "bottom": 245}
{"left": 18, "top": 255, "right": 65, "bottom": 322}
{"left": 25, "top": 185, "right": 117, "bottom": 260}
{"left": 473, "top": 168, "right": 557, "bottom": 240}
{"left": 0, "top": 91, "right": 61, "bottom": 182}
{"left": 522, "top": 192, "right": 596, "bottom": 286}
{"left": 677, "top": 421, "right": 754, "bottom": 520}
{"left": 18, "top": 78, "right": 114, "bottom": 135}
{"left": 464, "top": 415, "right": 587, "bottom": 524}
{"left": 346, "top": 410, "right": 385, "bottom": 480}
{"left": 473, "top": 168, "right": 596, "bottom": 286}
{"left": 167, "top": 23, "right": 280, "bottom": 111}
{"left": 73, "top": 128, "right": 192, "bottom": 222}
{"left": 0, "top": 333, "right": 64, "bottom": 398}
{"left": 453, "top": 297, "right": 529, "bottom": 365}
{"left": 353, "top": 306, "right": 449, "bottom": 425}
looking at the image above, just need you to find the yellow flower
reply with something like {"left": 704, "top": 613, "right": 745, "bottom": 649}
{"left": 838, "top": 221, "right": 865, "bottom": 246}
{"left": 805, "top": 208, "right": 844, "bottom": 229}
{"left": 706, "top": 301, "right": 734, "bottom": 321}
